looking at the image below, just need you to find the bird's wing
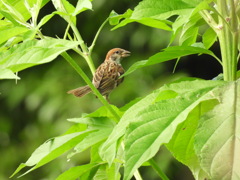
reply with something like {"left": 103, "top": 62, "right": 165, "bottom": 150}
{"left": 93, "top": 61, "right": 123, "bottom": 95}
{"left": 92, "top": 62, "right": 105, "bottom": 88}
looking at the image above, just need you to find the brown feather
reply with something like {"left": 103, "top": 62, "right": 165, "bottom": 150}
{"left": 67, "top": 85, "right": 91, "bottom": 97}
{"left": 68, "top": 48, "right": 130, "bottom": 99}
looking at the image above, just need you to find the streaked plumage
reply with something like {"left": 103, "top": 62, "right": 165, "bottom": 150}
{"left": 68, "top": 48, "right": 130, "bottom": 101}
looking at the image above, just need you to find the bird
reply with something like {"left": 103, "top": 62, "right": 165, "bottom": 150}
{"left": 67, "top": 48, "right": 131, "bottom": 102}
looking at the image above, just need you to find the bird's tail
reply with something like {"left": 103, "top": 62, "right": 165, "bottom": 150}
{"left": 67, "top": 85, "right": 92, "bottom": 97}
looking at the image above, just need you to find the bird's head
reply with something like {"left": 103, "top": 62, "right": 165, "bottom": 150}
{"left": 105, "top": 48, "right": 130, "bottom": 64}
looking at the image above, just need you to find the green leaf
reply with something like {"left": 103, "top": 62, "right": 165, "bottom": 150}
{"left": 52, "top": 0, "right": 76, "bottom": 24}
{"left": 112, "top": 17, "right": 172, "bottom": 31}
{"left": 11, "top": 131, "right": 93, "bottom": 177}
{"left": 100, "top": 79, "right": 225, "bottom": 166}
{"left": 110, "top": 0, "right": 204, "bottom": 31}
{"left": 68, "top": 128, "right": 112, "bottom": 159}
{"left": 0, "top": 69, "right": 20, "bottom": 80}
{"left": 0, "top": 38, "right": 79, "bottom": 77}
{"left": 166, "top": 100, "right": 219, "bottom": 179}
{"left": 202, "top": 27, "right": 217, "bottom": 49}
{"left": 195, "top": 80, "right": 240, "bottom": 179}
{"left": 56, "top": 163, "right": 102, "bottom": 180}
{"left": 37, "top": 12, "right": 57, "bottom": 28}
{"left": 109, "top": 9, "right": 132, "bottom": 26}
{"left": 0, "top": 9, "right": 23, "bottom": 26}
{"left": 123, "top": 45, "right": 218, "bottom": 76}
{"left": 130, "top": 0, "right": 201, "bottom": 20}
{"left": 179, "top": 13, "right": 202, "bottom": 46}
{"left": 73, "top": 0, "right": 92, "bottom": 16}
{"left": 123, "top": 80, "right": 225, "bottom": 180}
{"left": 0, "top": 0, "right": 49, "bottom": 21}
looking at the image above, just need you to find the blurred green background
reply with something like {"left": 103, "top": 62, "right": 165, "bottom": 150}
{"left": 0, "top": 0, "right": 223, "bottom": 179}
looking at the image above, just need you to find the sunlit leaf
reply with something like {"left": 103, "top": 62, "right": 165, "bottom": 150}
{"left": 37, "top": 12, "right": 56, "bottom": 28}
{"left": 123, "top": 45, "right": 217, "bottom": 76}
{"left": 202, "top": 27, "right": 217, "bottom": 49}
{"left": 123, "top": 80, "right": 225, "bottom": 180}
{"left": 109, "top": 9, "right": 132, "bottom": 26}
{"left": 0, "top": 38, "right": 79, "bottom": 77}
{"left": 130, "top": 0, "right": 202, "bottom": 20}
{"left": 73, "top": 0, "right": 92, "bottom": 16}
{"left": 56, "top": 163, "right": 102, "bottom": 180}
{"left": 52, "top": 0, "right": 76, "bottom": 23}
{"left": 195, "top": 80, "right": 240, "bottom": 179}
{"left": 0, "top": 0, "right": 49, "bottom": 21}
{"left": 100, "top": 79, "right": 225, "bottom": 166}
{"left": 0, "top": 69, "right": 20, "bottom": 79}
{"left": 112, "top": 17, "right": 172, "bottom": 31}
{"left": 11, "top": 131, "right": 93, "bottom": 177}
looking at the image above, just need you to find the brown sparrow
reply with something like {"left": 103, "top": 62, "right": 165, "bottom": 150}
{"left": 68, "top": 48, "right": 130, "bottom": 101}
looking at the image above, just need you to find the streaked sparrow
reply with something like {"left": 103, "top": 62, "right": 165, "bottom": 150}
{"left": 68, "top": 48, "right": 130, "bottom": 101}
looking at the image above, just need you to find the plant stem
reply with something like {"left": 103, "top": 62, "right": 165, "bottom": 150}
{"left": 149, "top": 159, "right": 170, "bottom": 180}
{"left": 216, "top": 0, "right": 238, "bottom": 81}
{"left": 70, "top": 22, "right": 96, "bottom": 75}
{"left": 89, "top": 18, "right": 109, "bottom": 54}
{"left": 61, "top": 52, "right": 120, "bottom": 122}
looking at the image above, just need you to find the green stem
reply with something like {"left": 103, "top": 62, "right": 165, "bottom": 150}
{"left": 63, "top": 22, "right": 71, "bottom": 40}
{"left": 61, "top": 52, "right": 120, "bottom": 122}
{"left": 70, "top": 22, "right": 96, "bottom": 75}
{"left": 217, "top": 0, "right": 238, "bottom": 81}
{"left": 149, "top": 159, "right": 170, "bottom": 180}
{"left": 89, "top": 18, "right": 109, "bottom": 54}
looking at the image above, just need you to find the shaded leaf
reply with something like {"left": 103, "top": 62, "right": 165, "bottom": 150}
{"left": 166, "top": 100, "right": 219, "bottom": 179}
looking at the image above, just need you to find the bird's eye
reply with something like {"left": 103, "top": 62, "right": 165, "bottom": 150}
{"left": 115, "top": 51, "right": 120, "bottom": 54}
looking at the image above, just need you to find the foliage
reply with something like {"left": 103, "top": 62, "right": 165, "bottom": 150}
{"left": 0, "top": 0, "right": 239, "bottom": 179}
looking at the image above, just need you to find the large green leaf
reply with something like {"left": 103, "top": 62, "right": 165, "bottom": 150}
{"left": 110, "top": 0, "right": 204, "bottom": 31}
{"left": 0, "top": 38, "right": 79, "bottom": 79}
{"left": 0, "top": 26, "right": 28, "bottom": 44}
{"left": 130, "top": 0, "right": 202, "bottom": 20}
{"left": 123, "top": 80, "right": 225, "bottom": 180}
{"left": 0, "top": 0, "right": 49, "bottom": 21}
{"left": 100, "top": 79, "right": 225, "bottom": 167}
{"left": 11, "top": 131, "right": 93, "bottom": 177}
{"left": 123, "top": 45, "right": 218, "bottom": 76}
{"left": 166, "top": 100, "right": 219, "bottom": 180}
{"left": 195, "top": 80, "right": 240, "bottom": 179}
{"left": 56, "top": 163, "right": 103, "bottom": 180}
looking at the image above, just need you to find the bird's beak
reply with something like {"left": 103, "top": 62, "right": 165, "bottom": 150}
{"left": 121, "top": 50, "right": 131, "bottom": 57}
